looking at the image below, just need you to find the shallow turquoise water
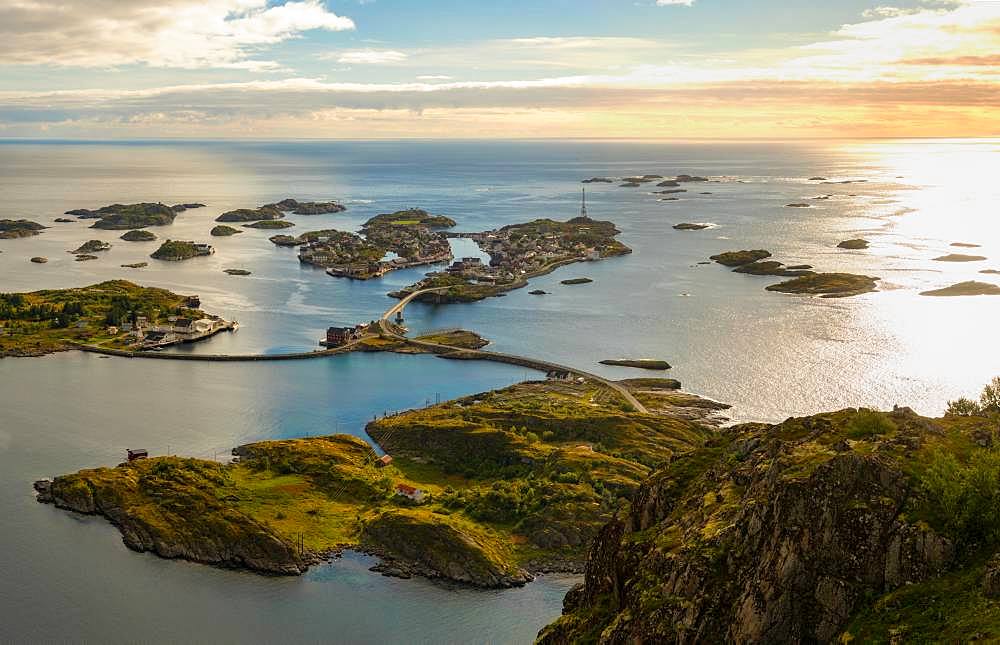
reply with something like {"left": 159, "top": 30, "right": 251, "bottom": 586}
{"left": 0, "top": 139, "right": 998, "bottom": 642}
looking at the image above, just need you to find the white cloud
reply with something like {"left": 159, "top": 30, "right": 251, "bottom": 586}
{"left": 331, "top": 49, "right": 408, "bottom": 64}
{"left": 0, "top": 0, "right": 355, "bottom": 69}
{"left": 862, "top": 6, "right": 921, "bottom": 18}
{"left": 417, "top": 75, "right": 453, "bottom": 80}
{"left": 656, "top": 0, "right": 694, "bottom": 6}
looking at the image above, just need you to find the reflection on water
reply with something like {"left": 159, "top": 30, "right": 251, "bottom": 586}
{"left": 0, "top": 139, "right": 998, "bottom": 642}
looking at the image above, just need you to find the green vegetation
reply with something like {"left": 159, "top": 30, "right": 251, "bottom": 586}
{"left": 85, "top": 203, "right": 177, "bottom": 230}
{"left": 210, "top": 225, "right": 243, "bottom": 237}
{"left": 363, "top": 208, "right": 456, "bottom": 229}
{"left": 266, "top": 198, "right": 346, "bottom": 215}
{"left": 946, "top": 377, "right": 1000, "bottom": 417}
{"left": 541, "top": 379, "right": 1000, "bottom": 644}
{"left": 215, "top": 206, "right": 283, "bottom": 223}
{"left": 150, "top": 240, "right": 213, "bottom": 261}
{"left": 120, "top": 230, "right": 157, "bottom": 242}
{"left": 0, "top": 219, "right": 46, "bottom": 239}
{"left": 243, "top": 220, "right": 295, "bottom": 230}
{"left": 0, "top": 280, "right": 205, "bottom": 356}
{"left": 38, "top": 380, "right": 715, "bottom": 584}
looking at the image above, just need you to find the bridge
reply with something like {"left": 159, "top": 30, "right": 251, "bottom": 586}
{"left": 378, "top": 287, "right": 649, "bottom": 413}
{"left": 75, "top": 285, "right": 648, "bottom": 414}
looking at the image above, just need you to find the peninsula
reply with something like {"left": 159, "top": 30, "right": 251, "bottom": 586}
{"left": 0, "top": 280, "right": 231, "bottom": 357}
{"left": 34, "top": 379, "right": 722, "bottom": 585}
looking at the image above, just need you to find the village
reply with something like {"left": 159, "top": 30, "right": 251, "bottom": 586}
{"left": 295, "top": 209, "right": 455, "bottom": 280}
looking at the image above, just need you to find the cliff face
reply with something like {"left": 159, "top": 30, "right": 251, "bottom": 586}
{"left": 539, "top": 408, "right": 994, "bottom": 644}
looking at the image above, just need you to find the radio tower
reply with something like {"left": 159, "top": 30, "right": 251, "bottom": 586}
{"left": 580, "top": 187, "right": 588, "bottom": 218}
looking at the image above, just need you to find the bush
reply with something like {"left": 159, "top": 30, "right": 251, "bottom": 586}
{"left": 845, "top": 409, "right": 897, "bottom": 440}
{"left": 919, "top": 448, "right": 1000, "bottom": 552}
{"left": 981, "top": 377, "right": 1000, "bottom": 414}
{"left": 946, "top": 397, "right": 984, "bottom": 417}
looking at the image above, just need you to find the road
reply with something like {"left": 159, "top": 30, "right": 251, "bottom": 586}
{"left": 379, "top": 287, "right": 649, "bottom": 414}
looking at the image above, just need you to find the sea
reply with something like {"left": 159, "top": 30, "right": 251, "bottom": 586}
{"left": 0, "top": 138, "right": 998, "bottom": 643}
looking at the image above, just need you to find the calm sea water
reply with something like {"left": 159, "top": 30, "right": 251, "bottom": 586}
{"left": 1, "top": 139, "right": 998, "bottom": 642}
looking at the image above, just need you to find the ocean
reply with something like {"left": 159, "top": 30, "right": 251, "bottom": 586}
{"left": 0, "top": 138, "right": 998, "bottom": 642}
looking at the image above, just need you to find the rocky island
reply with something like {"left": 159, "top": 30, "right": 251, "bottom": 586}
{"left": 34, "top": 379, "right": 723, "bottom": 585}
{"left": 599, "top": 359, "right": 671, "bottom": 370}
{"left": 766, "top": 272, "right": 880, "bottom": 297}
{"left": 390, "top": 216, "right": 630, "bottom": 304}
{"left": 838, "top": 238, "right": 870, "bottom": 249}
{"left": 210, "top": 225, "right": 243, "bottom": 237}
{"left": 120, "top": 230, "right": 157, "bottom": 242}
{"left": 70, "top": 203, "right": 178, "bottom": 230}
{"left": 539, "top": 389, "right": 1000, "bottom": 644}
{"left": 150, "top": 240, "right": 214, "bottom": 261}
{"left": 268, "top": 198, "right": 346, "bottom": 215}
{"left": 0, "top": 219, "right": 47, "bottom": 239}
{"left": 71, "top": 240, "right": 112, "bottom": 254}
{"left": 920, "top": 281, "right": 1000, "bottom": 297}
{"left": 244, "top": 220, "right": 295, "bottom": 230}
{"left": 215, "top": 205, "right": 284, "bottom": 223}
{"left": 560, "top": 277, "right": 593, "bottom": 285}
{"left": 933, "top": 253, "right": 988, "bottom": 263}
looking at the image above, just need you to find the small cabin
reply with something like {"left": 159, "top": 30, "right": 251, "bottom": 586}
{"left": 394, "top": 483, "right": 425, "bottom": 502}
{"left": 127, "top": 449, "right": 148, "bottom": 462}
{"left": 376, "top": 455, "right": 394, "bottom": 468}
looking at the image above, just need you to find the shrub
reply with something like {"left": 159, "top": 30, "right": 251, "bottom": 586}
{"left": 919, "top": 448, "right": 1000, "bottom": 552}
{"left": 845, "top": 409, "right": 896, "bottom": 440}
{"left": 981, "top": 377, "right": 1000, "bottom": 414}
{"left": 946, "top": 397, "right": 983, "bottom": 417}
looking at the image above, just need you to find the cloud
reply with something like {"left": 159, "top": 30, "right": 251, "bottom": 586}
{"left": 900, "top": 54, "right": 1000, "bottom": 65}
{"left": 656, "top": 0, "right": 695, "bottom": 6}
{"left": 0, "top": 0, "right": 355, "bottom": 69}
{"left": 417, "top": 75, "right": 453, "bottom": 80}
{"left": 331, "top": 49, "right": 408, "bottom": 64}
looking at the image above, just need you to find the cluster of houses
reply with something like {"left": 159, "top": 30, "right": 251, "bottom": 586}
{"left": 299, "top": 226, "right": 453, "bottom": 281}
{"left": 109, "top": 313, "right": 236, "bottom": 349}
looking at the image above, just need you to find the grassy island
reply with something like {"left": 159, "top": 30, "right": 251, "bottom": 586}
{"left": 34, "top": 380, "right": 722, "bottom": 585}
{"left": 244, "top": 220, "right": 295, "bottom": 230}
{"left": 120, "top": 230, "right": 157, "bottom": 242}
{"left": 150, "top": 240, "right": 214, "bottom": 261}
{"left": 0, "top": 219, "right": 47, "bottom": 239}
{"left": 540, "top": 383, "right": 1000, "bottom": 644}
{"left": 391, "top": 216, "right": 631, "bottom": 304}
{"left": 0, "top": 280, "right": 210, "bottom": 357}
{"left": 215, "top": 206, "right": 283, "bottom": 223}
{"left": 210, "top": 225, "right": 243, "bottom": 237}
{"left": 72, "top": 203, "right": 177, "bottom": 230}
{"left": 766, "top": 272, "right": 879, "bottom": 297}
{"left": 267, "top": 198, "right": 346, "bottom": 215}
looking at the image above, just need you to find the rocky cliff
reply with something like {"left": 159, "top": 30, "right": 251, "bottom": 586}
{"left": 539, "top": 407, "right": 998, "bottom": 643}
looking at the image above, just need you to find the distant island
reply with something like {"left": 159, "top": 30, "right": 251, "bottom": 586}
{"left": 210, "top": 225, "right": 243, "bottom": 237}
{"left": 121, "top": 230, "right": 157, "bottom": 242}
{"left": 67, "top": 203, "right": 178, "bottom": 230}
{"left": 711, "top": 249, "right": 879, "bottom": 297}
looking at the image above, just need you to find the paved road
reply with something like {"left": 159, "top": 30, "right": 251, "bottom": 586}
{"left": 380, "top": 287, "right": 649, "bottom": 414}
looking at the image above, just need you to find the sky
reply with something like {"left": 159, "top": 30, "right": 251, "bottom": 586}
{"left": 0, "top": 0, "right": 997, "bottom": 139}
